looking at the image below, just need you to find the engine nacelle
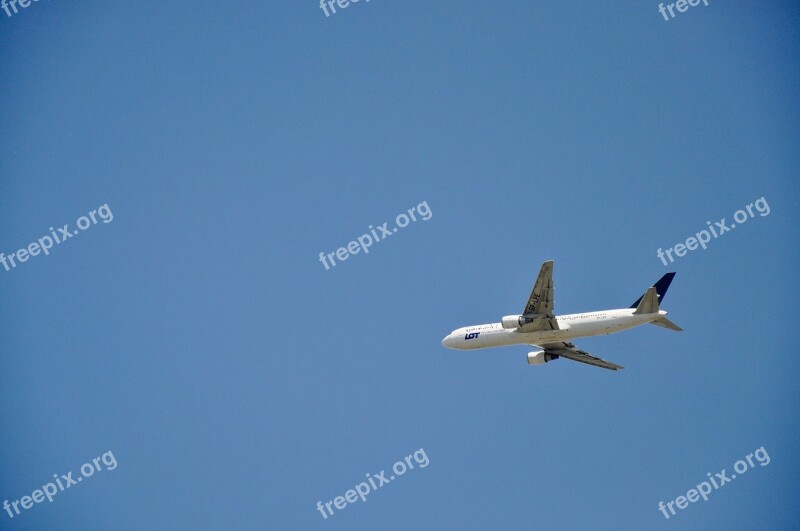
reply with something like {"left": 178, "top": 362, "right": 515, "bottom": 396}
{"left": 501, "top": 315, "right": 535, "bottom": 329}
{"left": 527, "top": 350, "right": 557, "bottom": 365}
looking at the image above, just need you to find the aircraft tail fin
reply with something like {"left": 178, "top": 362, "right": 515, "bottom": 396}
{"left": 650, "top": 317, "right": 683, "bottom": 332}
{"left": 633, "top": 287, "right": 660, "bottom": 314}
{"left": 630, "top": 272, "right": 676, "bottom": 309}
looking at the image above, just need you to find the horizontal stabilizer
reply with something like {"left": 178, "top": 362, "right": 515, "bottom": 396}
{"left": 650, "top": 317, "right": 683, "bottom": 332}
{"left": 633, "top": 286, "right": 659, "bottom": 314}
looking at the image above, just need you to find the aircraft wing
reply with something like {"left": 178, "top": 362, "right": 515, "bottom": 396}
{"left": 517, "top": 261, "right": 558, "bottom": 333}
{"left": 522, "top": 260, "right": 555, "bottom": 317}
{"left": 539, "top": 341, "right": 624, "bottom": 371}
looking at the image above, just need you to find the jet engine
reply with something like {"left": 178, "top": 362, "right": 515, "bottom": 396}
{"left": 501, "top": 315, "right": 536, "bottom": 329}
{"left": 527, "top": 350, "right": 558, "bottom": 365}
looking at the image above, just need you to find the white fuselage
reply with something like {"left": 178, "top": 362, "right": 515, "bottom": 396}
{"left": 441, "top": 308, "right": 667, "bottom": 350}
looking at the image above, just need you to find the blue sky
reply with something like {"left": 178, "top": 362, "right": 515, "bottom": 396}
{"left": 1, "top": 1, "right": 798, "bottom": 529}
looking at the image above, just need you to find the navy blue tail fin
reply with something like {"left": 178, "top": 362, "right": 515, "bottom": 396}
{"left": 629, "top": 273, "right": 676, "bottom": 309}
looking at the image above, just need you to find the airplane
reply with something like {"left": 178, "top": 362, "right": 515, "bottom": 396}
{"left": 440, "top": 261, "right": 681, "bottom": 370}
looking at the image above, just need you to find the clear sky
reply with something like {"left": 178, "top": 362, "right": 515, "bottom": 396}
{"left": 1, "top": 1, "right": 798, "bottom": 529}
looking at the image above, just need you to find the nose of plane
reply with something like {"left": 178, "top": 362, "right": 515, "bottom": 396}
{"left": 441, "top": 333, "right": 455, "bottom": 349}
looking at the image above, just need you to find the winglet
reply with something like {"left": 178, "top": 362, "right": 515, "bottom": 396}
{"left": 630, "top": 272, "right": 676, "bottom": 309}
